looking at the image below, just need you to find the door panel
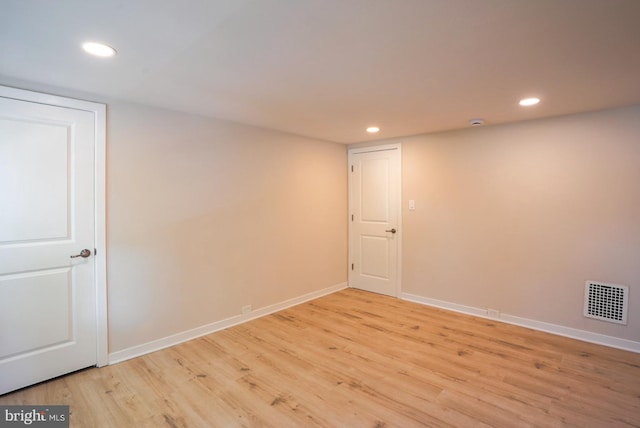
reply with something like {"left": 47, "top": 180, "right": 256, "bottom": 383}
{"left": 360, "top": 236, "right": 389, "bottom": 279}
{"left": 0, "top": 269, "right": 72, "bottom": 359}
{"left": 0, "top": 95, "right": 97, "bottom": 395}
{"left": 349, "top": 147, "right": 401, "bottom": 297}
{"left": 0, "top": 119, "right": 70, "bottom": 242}
{"left": 360, "top": 158, "right": 389, "bottom": 222}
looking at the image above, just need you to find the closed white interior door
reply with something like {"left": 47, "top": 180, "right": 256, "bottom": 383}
{"left": 348, "top": 146, "right": 401, "bottom": 297}
{"left": 0, "top": 94, "right": 98, "bottom": 394}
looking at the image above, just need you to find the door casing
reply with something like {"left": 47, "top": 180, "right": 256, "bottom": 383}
{"left": 0, "top": 85, "right": 108, "bottom": 367}
{"left": 348, "top": 143, "right": 402, "bottom": 297}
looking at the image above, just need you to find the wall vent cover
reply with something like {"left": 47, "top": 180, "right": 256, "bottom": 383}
{"left": 584, "top": 281, "right": 628, "bottom": 325}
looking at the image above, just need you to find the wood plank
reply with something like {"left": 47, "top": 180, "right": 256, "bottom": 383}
{"left": 1, "top": 288, "right": 639, "bottom": 427}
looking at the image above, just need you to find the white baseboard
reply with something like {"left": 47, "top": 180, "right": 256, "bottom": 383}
{"left": 400, "top": 292, "right": 640, "bottom": 354}
{"left": 109, "top": 282, "right": 348, "bottom": 365}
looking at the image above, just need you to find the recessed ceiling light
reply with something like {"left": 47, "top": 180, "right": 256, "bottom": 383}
{"left": 519, "top": 97, "right": 540, "bottom": 106}
{"left": 366, "top": 126, "right": 380, "bottom": 133}
{"left": 82, "top": 42, "right": 116, "bottom": 57}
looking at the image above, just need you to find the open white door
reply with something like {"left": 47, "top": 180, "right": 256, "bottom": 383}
{"left": 348, "top": 145, "right": 401, "bottom": 297}
{"left": 0, "top": 87, "right": 106, "bottom": 395}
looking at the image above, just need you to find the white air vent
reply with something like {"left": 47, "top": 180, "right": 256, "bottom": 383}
{"left": 584, "top": 281, "right": 628, "bottom": 325}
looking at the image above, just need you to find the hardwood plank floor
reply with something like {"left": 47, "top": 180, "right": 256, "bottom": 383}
{"left": 2, "top": 289, "right": 639, "bottom": 427}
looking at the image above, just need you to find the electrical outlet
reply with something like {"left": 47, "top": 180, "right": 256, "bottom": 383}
{"left": 242, "top": 305, "right": 252, "bottom": 314}
{"left": 487, "top": 308, "right": 500, "bottom": 318}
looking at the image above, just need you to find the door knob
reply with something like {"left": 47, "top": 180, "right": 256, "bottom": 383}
{"left": 71, "top": 249, "right": 92, "bottom": 258}
{"left": 385, "top": 228, "right": 397, "bottom": 234}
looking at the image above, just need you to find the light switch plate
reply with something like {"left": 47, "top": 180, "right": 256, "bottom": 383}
{"left": 409, "top": 200, "right": 415, "bottom": 210}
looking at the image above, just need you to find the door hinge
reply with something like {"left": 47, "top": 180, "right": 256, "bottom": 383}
{"left": 351, "top": 214, "right": 354, "bottom": 221}
{"left": 351, "top": 165, "right": 354, "bottom": 172}
{"left": 351, "top": 263, "right": 354, "bottom": 270}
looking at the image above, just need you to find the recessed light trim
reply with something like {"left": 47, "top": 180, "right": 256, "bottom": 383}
{"left": 519, "top": 97, "right": 540, "bottom": 106}
{"left": 366, "top": 126, "right": 380, "bottom": 133}
{"left": 82, "top": 42, "right": 116, "bottom": 57}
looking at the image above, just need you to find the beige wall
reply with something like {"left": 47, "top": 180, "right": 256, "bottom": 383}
{"left": 399, "top": 105, "right": 640, "bottom": 341}
{"left": 107, "top": 102, "right": 347, "bottom": 352}
{"left": 4, "top": 75, "right": 637, "bottom": 353}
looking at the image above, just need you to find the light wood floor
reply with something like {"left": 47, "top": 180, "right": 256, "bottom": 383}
{"left": 2, "top": 289, "right": 639, "bottom": 427}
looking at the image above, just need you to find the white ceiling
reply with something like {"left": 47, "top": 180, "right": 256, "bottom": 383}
{"left": 1, "top": 0, "right": 639, "bottom": 143}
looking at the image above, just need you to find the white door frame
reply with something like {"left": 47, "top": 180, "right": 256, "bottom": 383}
{"left": 348, "top": 143, "right": 402, "bottom": 297}
{"left": 0, "top": 85, "right": 108, "bottom": 367}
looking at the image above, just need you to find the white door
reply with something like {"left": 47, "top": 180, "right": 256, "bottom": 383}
{"left": 348, "top": 145, "right": 401, "bottom": 297}
{"left": 0, "top": 92, "right": 98, "bottom": 394}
